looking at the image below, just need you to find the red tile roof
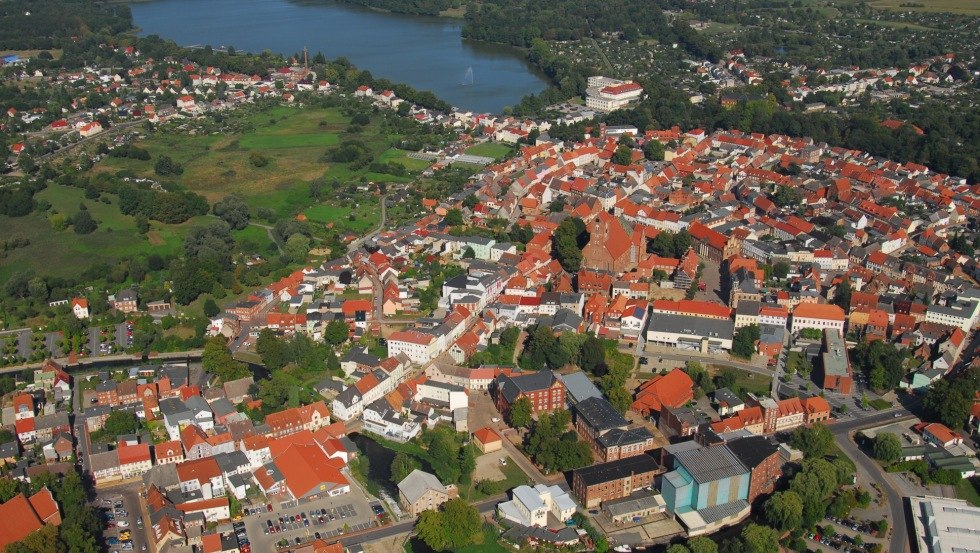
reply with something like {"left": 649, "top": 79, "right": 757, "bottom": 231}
{"left": 0, "top": 493, "right": 45, "bottom": 548}
{"left": 632, "top": 369, "right": 694, "bottom": 415}
{"left": 473, "top": 427, "right": 502, "bottom": 445}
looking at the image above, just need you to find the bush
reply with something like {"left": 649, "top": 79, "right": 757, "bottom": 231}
{"left": 249, "top": 151, "right": 270, "bottom": 167}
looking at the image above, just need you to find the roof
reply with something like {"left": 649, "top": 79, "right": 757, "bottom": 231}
{"left": 495, "top": 371, "right": 558, "bottom": 403}
{"left": 175, "top": 457, "right": 222, "bottom": 484}
{"left": 724, "top": 436, "right": 779, "bottom": 469}
{"left": 274, "top": 444, "right": 349, "bottom": 499}
{"left": 673, "top": 444, "right": 747, "bottom": 484}
{"left": 473, "top": 427, "right": 502, "bottom": 445}
{"left": 27, "top": 487, "right": 59, "bottom": 523}
{"left": 924, "top": 423, "right": 959, "bottom": 444}
{"left": 793, "top": 302, "right": 846, "bottom": 321}
{"left": 573, "top": 453, "right": 660, "bottom": 486}
{"left": 574, "top": 397, "right": 628, "bottom": 433}
{"left": 647, "top": 312, "right": 734, "bottom": 339}
{"left": 0, "top": 493, "right": 44, "bottom": 548}
{"left": 632, "top": 368, "right": 694, "bottom": 413}
{"left": 713, "top": 388, "right": 744, "bottom": 409}
{"left": 556, "top": 371, "right": 603, "bottom": 404}
{"left": 397, "top": 469, "right": 446, "bottom": 504}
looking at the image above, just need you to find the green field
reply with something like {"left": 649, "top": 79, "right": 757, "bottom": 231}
{"left": 465, "top": 142, "right": 513, "bottom": 159}
{"left": 956, "top": 477, "right": 980, "bottom": 506}
{"left": 304, "top": 202, "right": 379, "bottom": 234}
{"left": 378, "top": 148, "right": 433, "bottom": 171}
{"left": 868, "top": 0, "right": 980, "bottom": 14}
{"left": 93, "top": 105, "right": 425, "bottom": 216}
{"left": 0, "top": 184, "right": 209, "bottom": 282}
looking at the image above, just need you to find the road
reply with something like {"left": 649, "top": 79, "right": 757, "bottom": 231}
{"left": 0, "top": 349, "right": 203, "bottom": 375}
{"left": 831, "top": 410, "right": 915, "bottom": 553}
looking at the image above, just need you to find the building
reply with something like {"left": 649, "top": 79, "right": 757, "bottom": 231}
{"left": 397, "top": 469, "right": 457, "bottom": 516}
{"left": 908, "top": 496, "right": 980, "bottom": 553}
{"left": 631, "top": 368, "right": 694, "bottom": 416}
{"left": 497, "top": 484, "right": 576, "bottom": 527}
{"left": 585, "top": 76, "right": 644, "bottom": 112}
{"left": 273, "top": 444, "right": 350, "bottom": 502}
{"left": 820, "top": 330, "right": 853, "bottom": 394}
{"left": 725, "top": 436, "right": 782, "bottom": 504}
{"left": 790, "top": 303, "right": 846, "bottom": 336}
{"left": 924, "top": 290, "right": 980, "bottom": 332}
{"left": 922, "top": 423, "right": 963, "bottom": 449}
{"left": 713, "top": 388, "right": 745, "bottom": 417}
{"left": 0, "top": 489, "right": 62, "bottom": 549}
{"left": 660, "top": 442, "right": 751, "bottom": 536}
{"left": 574, "top": 397, "right": 654, "bottom": 462}
{"left": 645, "top": 313, "right": 734, "bottom": 353}
{"left": 571, "top": 453, "right": 663, "bottom": 508}
{"left": 492, "top": 371, "right": 565, "bottom": 417}
{"left": 473, "top": 427, "right": 503, "bottom": 453}
{"left": 386, "top": 330, "right": 438, "bottom": 364}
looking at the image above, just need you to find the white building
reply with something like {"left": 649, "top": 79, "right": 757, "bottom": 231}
{"left": 925, "top": 290, "right": 980, "bottom": 332}
{"left": 497, "top": 484, "right": 577, "bottom": 528}
{"left": 790, "top": 303, "right": 846, "bottom": 336}
{"left": 585, "top": 77, "right": 643, "bottom": 112}
{"left": 386, "top": 330, "right": 438, "bottom": 365}
{"left": 416, "top": 381, "right": 467, "bottom": 411}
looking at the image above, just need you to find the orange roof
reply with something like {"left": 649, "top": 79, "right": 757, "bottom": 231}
{"left": 27, "top": 488, "right": 59, "bottom": 524}
{"left": 175, "top": 457, "right": 221, "bottom": 484}
{"left": 0, "top": 494, "right": 45, "bottom": 549}
{"left": 924, "top": 422, "right": 959, "bottom": 444}
{"left": 118, "top": 443, "right": 151, "bottom": 466}
{"left": 652, "top": 299, "right": 732, "bottom": 319}
{"left": 632, "top": 369, "right": 694, "bottom": 414}
{"left": 801, "top": 395, "right": 831, "bottom": 415}
{"left": 473, "top": 427, "right": 501, "bottom": 445}
{"left": 275, "top": 444, "right": 350, "bottom": 499}
{"left": 792, "top": 303, "right": 845, "bottom": 321}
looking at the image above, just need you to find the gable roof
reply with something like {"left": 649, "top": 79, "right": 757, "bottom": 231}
{"left": 397, "top": 469, "right": 446, "bottom": 504}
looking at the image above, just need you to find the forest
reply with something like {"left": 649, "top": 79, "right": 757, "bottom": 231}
{"left": 0, "top": 0, "right": 131, "bottom": 50}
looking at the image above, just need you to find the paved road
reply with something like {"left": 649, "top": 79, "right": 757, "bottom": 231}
{"left": 831, "top": 410, "right": 915, "bottom": 553}
{"left": 0, "top": 349, "right": 204, "bottom": 375}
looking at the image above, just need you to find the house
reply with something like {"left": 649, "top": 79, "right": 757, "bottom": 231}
{"left": 922, "top": 423, "right": 963, "bottom": 449}
{"left": 713, "top": 388, "right": 745, "bottom": 417}
{"left": 154, "top": 440, "right": 185, "bottom": 465}
{"left": 273, "top": 444, "right": 350, "bottom": 501}
{"left": 631, "top": 369, "right": 694, "bottom": 417}
{"left": 265, "top": 401, "right": 330, "bottom": 438}
{"left": 801, "top": 396, "right": 831, "bottom": 425}
{"left": 90, "top": 450, "right": 122, "bottom": 485}
{"left": 397, "top": 469, "right": 458, "bottom": 516}
{"left": 118, "top": 443, "right": 153, "bottom": 479}
{"left": 70, "top": 297, "right": 89, "bottom": 319}
{"left": 492, "top": 371, "right": 565, "bottom": 417}
{"left": 176, "top": 457, "right": 225, "bottom": 499}
{"left": 79, "top": 121, "right": 102, "bottom": 137}
{"left": 113, "top": 288, "right": 139, "bottom": 313}
{"left": 790, "top": 303, "right": 846, "bottom": 336}
{"left": 386, "top": 330, "right": 438, "bottom": 365}
{"left": 571, "top": 453, "right": 663, "bottom": 508}
{"left": 497, "top": 484, "right": 576, "bottom": 527}
{"left": 473, "top": 427, "right": 503, "bottom": 453}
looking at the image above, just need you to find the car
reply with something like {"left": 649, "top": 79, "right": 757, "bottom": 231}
{"left": 295, "top": 537, "right": 302, "bottom": 545}
{"left": 639, "top": 357, "right": 648, "bottom": 365}
{"left": 315, "top": 532, "right": 322, "bottom": 540}
{"left": 117, "top": 520, "right": 129, "bottom": 528}
{"left": 499, "top": 457, "right": 507, "bottom": 466}
{"left": 491, "top": 417, "right": 500, "bottom": 423}
{"left": 136, "top": 519, "right": 143, "bottom": 529}
{"left": 107, "top": 538, "right": 121, "bottom": 546}
{"left": 894, "top": 413, "right": 901, "bottom": 417}
{"left": 266, "top": 520, "right": 273, "bottom": 527}
{"left": 141, "top": 546, "right": 147, "bottom": 552}
{"left": 267, "top": 504, "right": 273, "bottom": 512}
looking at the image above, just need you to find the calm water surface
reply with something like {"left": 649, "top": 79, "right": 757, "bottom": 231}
{"left": 130, "top": 0, "right": 548, "bottom": 113}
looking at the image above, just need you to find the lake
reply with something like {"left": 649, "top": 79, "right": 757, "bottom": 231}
{"left": 129, "top": 0, "right": 549, "bottom": 113}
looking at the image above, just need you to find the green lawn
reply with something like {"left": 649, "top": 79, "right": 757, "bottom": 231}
{"left": 869, "top": 398, "right": 892, "bottom": 411}
{"left": 460, "top": 458, "right": 532, "bottom": 501}
{"left": 465, "top": 142, "right": 513, "bottom": 159}
{"left": 378, "top": 148, "right": 433, "bottom": 171}
{"left": 956, "top": 477, "right": 980, "bottom": 506}
{"left": 711, "top": 365, "right": 773, "bottom": 397}
{"left": 238, "top": 132, "right": 338, "bottom": 149}
{"left": 304, "top": 201, "right": 379, "bottom": 234}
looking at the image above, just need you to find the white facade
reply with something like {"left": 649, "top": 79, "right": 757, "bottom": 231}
{"left": 497, "top": 484, "right": 577, "bottom": 528}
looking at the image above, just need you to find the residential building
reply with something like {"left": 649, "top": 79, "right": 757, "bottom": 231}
{"left": 820, "top": 330, "right": 853, "bottom": 394}
{"left": 397, "top": 469, "right": 458, "bottom": 516}
{"left": 790, "top": 303, "right": 846, "bottom": 336}
{"left": 492, "top": 371, "right": 565, "bottom": 417}
{"left": 574, "top": 397, "right": 654, "bottom": 462}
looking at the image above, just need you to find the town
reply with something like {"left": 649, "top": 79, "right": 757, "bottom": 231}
{"left": 1, "top": 3, "right": 980, "bottom": 553}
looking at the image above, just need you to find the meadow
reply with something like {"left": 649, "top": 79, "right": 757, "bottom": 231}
{"left": 464, "top": 141, "right": 513, "bottom": 159}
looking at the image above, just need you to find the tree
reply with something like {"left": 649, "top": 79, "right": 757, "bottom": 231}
{"left": 764, "top": 490, "right": 804, "bottom": 531}
{"left": 415, "top": 510, "right": 449, "bottom": 551}
{"left": 202, "top": 336, "right": 249, "bottom": 382}
{"left": 154, "top": 155, "right": 184, "bottom": 176}
{"left": 0, "top": 478, "right": 22, "bottom": 502}
{"left": 390, "top": 452, "right": 422, "bottom": 483}
{"left": 578, "top": 335, "right": 605, "bottom": 374}
{"left": 923, "top": 374, "right": 975, "bottom": 429}
{"left": 741, "top": 524, "right": 780, "bottom": 553}
{"left": 323, "top": 320, "right": 350, "bottom": 346}
{"left": 103, "top": 411, "right": 139, "bottom": 436}
{"left": 203, "top": 297, "right": 220, "bottom": 318}
{"left": 732, "top": 324, "right": 760, "bottom": 359}
{"left": 612, "top": 145, "right": 633, "bottom": 165}
{"left": 606, "top": 386, "right": 632, "bottom": 414}
{"left": 462, "top": 246, "right": 475, "bottom": 259}
{"left": 73, "top": 209, "right": 97, "bottom": 234}
{"left": 508, "top": 396, "right": 532, "bottom": 428}
{"left": 789, "top": 423, "right": 834, "bottom": 458}
{"left": 687, "top": 536, "right": 719, "bottom": 553}
{"left": 772, "top": 261, "right": 790, "bottom": 280}
{"left": 833, "top": 279, "right": 852, "bottom": 311}
{"left": 644, "top": 140, "right": 665, "bottom": 161}
{"left": 442, "top": 498, "right": 482, "bottom": 548}
{"left": 256, "top": 329, "right": 291, "bottom": 371}
{"left": 873, "top": 432, "right": 902, "bottom": 463}
{"left": 552, "top": 217, "right": 587, "bottom": 272}
{"left": 667, "top": 546, "right": 692, "bottom": 553}
{"left": 285, "top": 233, "right": 310, "bottom": 263}
{"left": 212, "top": 195, "right": 250, "bottom": 230}
{"left": 444, "top": 208, "right": 463, "bottom": 226}
{"left": 520, "top": 325, "right": 567, "bottom": 370}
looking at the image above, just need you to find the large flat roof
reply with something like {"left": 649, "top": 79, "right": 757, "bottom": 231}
{"left": 908, "top": 495, "right": 980, "bottom": 553}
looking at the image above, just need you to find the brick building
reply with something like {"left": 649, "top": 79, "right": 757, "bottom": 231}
{"left": 492, "top": 371, "right": 565, "bottom": 417}
{"left": 725, "top": 436, "right": 782, "bottom": 504}
{"left": 571, "top": 453, "right": 663, "bottom": 508}
{"left": 573, "top": 397, "right": 654, "bottom": 462}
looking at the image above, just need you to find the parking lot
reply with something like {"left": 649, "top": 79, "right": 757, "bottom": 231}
{"left": 96, "top": 487, "right": 148, "bottom": 553}
{"left": 242, "top": 491, "right": 383, "bottom": 552}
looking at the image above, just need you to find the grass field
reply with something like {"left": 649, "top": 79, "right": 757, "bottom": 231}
{"left": 867, "top": 0, "right": 980, "bottom": 14}
{"left": 956, "top": 477, "right": 980, "bottom": 506}
{"left": 378, "top": 148, "right": 433, "bottom": 171}
{"left": 304, "top": 202, "right": 379, "bottom": 234}
{"left": 465, "top": 142, "right": 513, "bottom": 159}
{"left": 0, "top": 184, "right": 211, "bottom": 282}
{"left": 93, "top": 105, "right": 423, "bottom": 217}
